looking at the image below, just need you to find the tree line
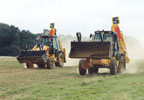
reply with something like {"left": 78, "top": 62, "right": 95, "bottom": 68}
{"left": 0, "top": 23, "right": 38, "bottom": 56}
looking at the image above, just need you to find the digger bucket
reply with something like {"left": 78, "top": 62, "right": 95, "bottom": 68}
{"left": 17, "top": 50, "right": 47, "bottom": 64}
{"left": 69, "top": 42, "right": 112, "bottom": 59}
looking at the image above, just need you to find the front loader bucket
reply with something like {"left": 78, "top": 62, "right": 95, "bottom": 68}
{"left": 69, "top": 42, "right": 112, "bottom": 59}
{"left": 17, "top": 50, "right": 47, "bottom": 64}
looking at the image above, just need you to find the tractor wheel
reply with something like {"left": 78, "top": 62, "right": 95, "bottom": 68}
{"left": 26, "top": 62, "right": 34, "bottom": 69}
{"left": 55, "top": 52, "right": 64, "bottom": 67}
{"left": 79, "top": 60, "right": 86, "bottom": 75}
{"left": 123, "top": 58, "right": 126, "bottom": 71}
{"left": 93, "top": 67, "right": 99, "bottom": 73}
{"left": 47, "top": 58, "right": 55, "bottom": 69}
{"left": 110, "top": 60, "right": 117, "bottom": 75}
{"left": 88, "top": 67, "right": 94, "bottom": 75}
{"left": 117, "top": 62, "right": 122, "bottom": 74}
{"left": 122, "top": 56, "right": 126, "bottom": 71}
{"left": 37, "top": 63, "right": 45, "bottom": 69}
{"left": 117, "top": 56, "right": 125, "bottom": 73}
{"left": 26, "top": 63, "right": 30, "bottom": 69}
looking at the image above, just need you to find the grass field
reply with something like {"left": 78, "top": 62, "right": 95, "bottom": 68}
{"left": 0, "top": 58, "right": 144, "bottom": 100}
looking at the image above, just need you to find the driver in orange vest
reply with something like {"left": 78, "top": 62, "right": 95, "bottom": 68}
{"left": 49, "top": 23, "right": 56, "bottom": 36}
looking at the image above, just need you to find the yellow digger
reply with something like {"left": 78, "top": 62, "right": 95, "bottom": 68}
{"left": 69, "top": 17, "right": 130, "bottom": 75}
{"left": 17, "top": 28, "right": 66, "bottom": 69}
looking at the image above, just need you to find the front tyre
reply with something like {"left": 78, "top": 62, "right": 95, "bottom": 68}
{"left": 79, "top": 60, "right": 86, "bottom": 75}
{"left": 26, "top": 62, "right": 34, "bottom": 69}
{"left": 110, "top": 60, "right": 118, "bottom": 75}
{"left": 47, "top": 58, "right": 55, "bottom": 69}
{"left": 55, "top": 52, "right": 64, "bottom": 67}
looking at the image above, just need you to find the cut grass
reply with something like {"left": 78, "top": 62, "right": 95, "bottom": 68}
{"left": 0, "top": 58, "right": 144, "bottom": 100}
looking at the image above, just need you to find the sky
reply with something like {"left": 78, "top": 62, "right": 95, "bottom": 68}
{"left": 0, "top": 0, "right": 144, "bottom": 45}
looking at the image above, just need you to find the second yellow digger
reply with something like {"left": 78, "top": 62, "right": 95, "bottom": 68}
{"left": 17, "top": 27, "right": 66, "bottom": 69}
{"left": 69, "top": 17, "right": 130, "bottom": 75}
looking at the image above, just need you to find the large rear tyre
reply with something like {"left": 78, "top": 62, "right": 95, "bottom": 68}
{"left": 26, "top": 62, "right": 34, "bottom": 69}
{"left": 93, "top": 67, "right": 99, "bottom": 73}
{"left": 79, "top": 60, "right": 86, "bottom": 75}
{"left": 55, "top": 52, "right": 64, "bottom": 67}
{"left": 117, "top": 63, "right": 122, "bottom": 74}
{"left": 47, "top": 58, "right": 55, "bottom": 69}
{"left": 123, "top": 58, "right": 126, "bottom": 71}
{"left": 26, "top": 63, "right": 30, "bottom": 69}
{"left": 110, "top": 60, "right": 117, "bottom": 75}
{"left": 117, "top": 56, "right": 125, "bottom": 73}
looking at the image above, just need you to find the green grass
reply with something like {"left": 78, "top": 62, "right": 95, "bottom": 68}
{"left": 0, "top": 58, "right": 144, "bottom": 100}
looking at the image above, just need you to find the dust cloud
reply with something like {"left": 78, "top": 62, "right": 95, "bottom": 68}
{"left": 60, "top": 35, "right": 144, "bottom": 73}
{"left": 59, "top": 34, "right": 92, "bottom": 67}
{"left": 125, "top": 36, "right": 144, "bottom": 73}
{"left": 2, "top": 35, "right": 143, "bottom": 73}
{"left": 60, "top": 35, "right": 79, "bottom": 67}
{"left": 125, "top": 59, "right": 138, "bottom": 74}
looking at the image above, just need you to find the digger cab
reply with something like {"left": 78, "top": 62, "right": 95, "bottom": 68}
{"left": 92, "top": 31, "right": 117, "bottom": 42}
{"left": 38, "top": 36, "right": 60, "bottom": 54}
{"left": 93, "top": 31, "right": 120, "bottom": 56}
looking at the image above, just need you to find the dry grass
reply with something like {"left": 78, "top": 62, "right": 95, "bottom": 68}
{"left": 0, "top": 58, "right": 144, "bottom": 100}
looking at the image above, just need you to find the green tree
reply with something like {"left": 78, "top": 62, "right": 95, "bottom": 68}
{"left": 0, "top": 23, "right": 37, "bottom": 56}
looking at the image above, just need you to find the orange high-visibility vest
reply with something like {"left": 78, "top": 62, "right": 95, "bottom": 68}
{"left": 112, "top": 24, "right": 121, "bottom": 39}
{"left": 49, "top": 28, "right": 56, "bottom": 36}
